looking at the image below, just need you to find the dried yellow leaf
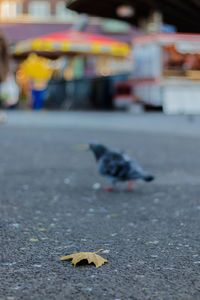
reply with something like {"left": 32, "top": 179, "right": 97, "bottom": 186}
{"left": 29, "top": 238, "right": 39, "bottom": 242}
{"left": 38, "top": 228, "right": 46, "bottom": 231}
{"left": 60, "top": 249, "right": 108, "bottom": 268}
{"left": 73, "top": 144, "right": 89, "bottom": 151}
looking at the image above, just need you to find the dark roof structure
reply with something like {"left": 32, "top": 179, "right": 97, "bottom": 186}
{"left": 66, "top": 0, "right": 200, "bottom": 33}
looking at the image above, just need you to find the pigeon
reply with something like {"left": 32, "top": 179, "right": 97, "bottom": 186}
{"left": 89, "top": 143, "right": 154, "bottom": 191}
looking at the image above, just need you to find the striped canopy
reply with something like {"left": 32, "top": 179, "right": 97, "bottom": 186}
{"left": 13, "top": 30, "right": 130, "bottom": 57}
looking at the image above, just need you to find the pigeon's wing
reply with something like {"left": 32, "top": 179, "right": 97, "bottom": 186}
{"left": 99, "top": 150, "right": 150, "bottom": 181}
{"left": 128, "top": 160, "right": 147, "bottom": 179}
{"left": 98, "top": 151, "right": 134, "bottom": 181}
{"left": 128, "top": 156, "right": 155, "bottom": 180}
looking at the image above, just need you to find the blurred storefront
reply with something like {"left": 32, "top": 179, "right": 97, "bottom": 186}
{"left": 0, "top": 0, "right": 138, "bottom": 111}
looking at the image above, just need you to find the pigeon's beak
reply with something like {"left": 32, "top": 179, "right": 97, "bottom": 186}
{"left": 73, "top": 144, "right": 89, "bottom": 151}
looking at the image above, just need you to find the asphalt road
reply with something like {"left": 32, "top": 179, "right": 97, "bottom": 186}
{"left": 0, "top": 112, "right": 200, "bottom": 300}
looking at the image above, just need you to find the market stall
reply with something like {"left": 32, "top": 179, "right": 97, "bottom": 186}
{"left": 132, "top": 33, "right": 200, "bottom": 114}
{"left": 13, "top": 30, "right": 131, "bottom": 78}
{"left": 13, "top": 30, "right": 131, "bottom": 109}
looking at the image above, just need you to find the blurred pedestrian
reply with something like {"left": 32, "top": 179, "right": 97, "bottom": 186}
{"left": 0, "top": 31, "right": 19, "bottom": 114}
{"left": 0, "top": 31, "right": 9, "bottom": 84}
{"left": 0, "top": 31, "right": 10, "bottom": 122}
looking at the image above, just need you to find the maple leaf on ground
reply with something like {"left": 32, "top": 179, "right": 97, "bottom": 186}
{"left": 60, "top": 249, "right": 108, "bottom": 268}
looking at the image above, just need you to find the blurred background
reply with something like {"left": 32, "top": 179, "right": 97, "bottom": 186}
{"left": 1, "top": 3, "right": 200, "bottom": 299}
{"left": 1, "top": 0, "right": 200, "bottom": 113}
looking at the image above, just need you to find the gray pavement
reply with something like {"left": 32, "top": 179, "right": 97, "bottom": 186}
{"left": 0, "top": 111, "right": 200, "bottom": 300}
{"left": 5, "top": 110, "right": 200, "bottom": 137}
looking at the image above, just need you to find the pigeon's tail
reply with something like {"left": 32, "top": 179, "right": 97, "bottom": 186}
{"left": 142, "top": 174, "right": 155, "bottom": 182}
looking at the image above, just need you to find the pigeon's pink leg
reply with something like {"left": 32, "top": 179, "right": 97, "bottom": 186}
{"left": 128, "top": 180, "right": 134, "bottom": 191}
{"left": 103, "top": 186, "right": 114, "bottom": 191}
